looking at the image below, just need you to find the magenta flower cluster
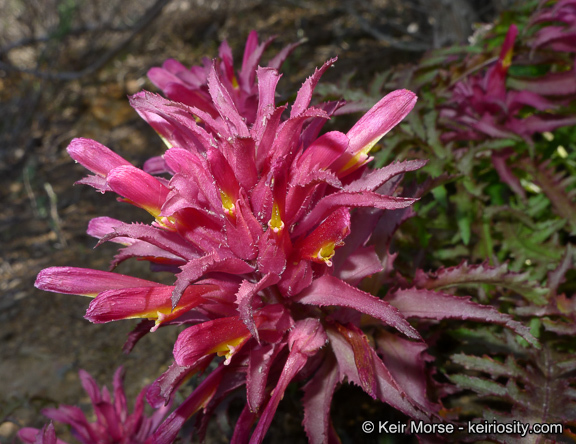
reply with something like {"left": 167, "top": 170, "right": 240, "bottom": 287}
{"left": 441, "top": 2, "right": 576, "bottom": 198}
{"left": 18, "top": 367, "right": 169, "bottom": 444}
{"left": 32, "top": 32, "right": 534, "bottom": 443}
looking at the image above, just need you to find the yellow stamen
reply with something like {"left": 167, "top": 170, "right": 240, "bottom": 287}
{"left": 158, "top": 134, "right": 173, "bottom": 149}
{"left": 502, "top": 48, "right": 513, "bottom": 69}
{"left": 155, "top": 215, "right": 177, "bottom": 231}
{"left": 317, "top": 243, "right": 336, "bottom": 267}
{"left": 338, "top": 142, "right": 376, "bottom": 174}
{"left": 220, "top": 190, "right": 236, "bottom": 216}
{"left": 210, "top": 336, "right": 247, "bottom": 365}
{"left": 268, "top": 202, "right": 284, "bottom": 233}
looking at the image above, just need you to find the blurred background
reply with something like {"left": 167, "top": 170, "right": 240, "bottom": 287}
{"left": 0, "top": 0, "right": 514, "bottom": 442}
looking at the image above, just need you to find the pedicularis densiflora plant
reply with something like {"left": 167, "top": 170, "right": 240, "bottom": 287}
{"left": 28, "top": 24, "right": 553, "bottom": 443}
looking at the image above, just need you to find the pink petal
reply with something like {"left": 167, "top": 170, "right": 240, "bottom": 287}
{"left": 148, "top": 60, "right": 187, "bottom": 89}
{"left": 295, "top": 131, "right": 349, "bottom": 178}
{"left": 509, "top": 69, "right": 576, "bottom": 96}
{"left": 97, "top": 222, "right": 200, "bottom": 261}
{"left": 112, "top": 367, "right": 128, "bottom": 421}
{"left": 333, "top": 322, "right": 377, "bottom": 398}
{"left": 252, "top": 67, "right": 282, "bottom": 143}
{"left": 224, "top": 194, "right": 262, "bottom": 260}
{"left": 231, "top": 405, "right": 258, "bottom": 444}
{"left": 332, "top": 89, "right": 417, "bottom": 176}
{"left": 485, "top": 24, "right": 518, "bottom": 96}
{"left": 85, "top": 283, "right": 218, "bottom": 329}
{"left": 129, "top": 91, "right": 215, "bottom": 153}
{"left": 107, "top": 166, "right": 170, "bottom": 217}
{"left": 42, "top": 405, "right": 95, "bottom": 443}
{"left": 277, "top": 258, "right": 313, "bottom": 297}
{"left": 174, "top": 316, "right": 252, "bottom": 366}
{"left": 268, "top": 40, "right": 303, "bottom": 71}
{"left": 295, "top": 208, "right": 351, "bottom": 266}
{"left": 143, "top": 155, "right": 170, "bottom": 175}
{"left": 35, "top": 267, "right": 163, "bottom": 297}
{"left": 239, "top": 32, "right": 274, "bottom": 92}
{"left": 221, "top": 137, "right": 258, "bottom": 191}
{"left": 257, "top": 228, "right": 288, "bottom": 276}
{"left": 269, "top": 107, "right": 330, "bottom": 167}
{"left": 164, "top": 148, "right": 222, "bottom": 212}
{"left": 67, "top": 138, "right": 131, "bottom": 177}
{"left": 162, "top": 83, "right": 218, "bottom": 117}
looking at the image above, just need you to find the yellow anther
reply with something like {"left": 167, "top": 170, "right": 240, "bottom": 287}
{"left": 502, "top": 48, "right": 513, "bottom": 69}
{"left": 338, "top": 142, "right": 375, "bottom": 174}
{"left": 317, "top": 243, "right": 336, "bottom": 267}
{"left": 211, "top": 336, "right": 246, "bottom": 365}
{"left": 220, "top": 190, "right": 236, "bottom": 216}
{"left": 268, "top": 202, "right": 285, "bottom": 233}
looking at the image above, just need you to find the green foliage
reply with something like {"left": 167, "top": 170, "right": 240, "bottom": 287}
{"left": 318, "top": 0, "right": 576, "bottom": 439}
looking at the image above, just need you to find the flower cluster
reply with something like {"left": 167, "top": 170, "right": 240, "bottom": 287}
{"left": 440, "top": 8, "right": 576, "bottom": 198}
{"left": 529, "top": 0, "right": 576, "bottom": 53}
{"left": 35, "top": 32, "right": 535, "bottom": 443}
{"left": 441, "top": 24, "right": 576, "bottom": 145}
{"left": 18, "top": 367, "right": 169, "bottom": 444}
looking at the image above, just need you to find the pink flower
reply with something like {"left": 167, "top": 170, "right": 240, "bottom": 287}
{"left": 36, "top": 33, "right": 535, "bottom": 443}
{"left": 18, "top": 367, "right": 169, "bottom": 444}
{"left": 441, "top": 23, "right": 576, "bottom": 197}
{"left": 529, "top": 0, "right": 576, "bottom": 53}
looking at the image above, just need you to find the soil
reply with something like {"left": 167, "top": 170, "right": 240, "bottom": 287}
{"left": 0, "top": 0, "right": 483, "bottom": 442}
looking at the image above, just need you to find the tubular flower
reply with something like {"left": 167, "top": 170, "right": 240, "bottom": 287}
{"left": 17, "top": 367, "right": 169, "bottom": 444}
{"left": 35, "top": 35, "right": 534, "bottom": 443}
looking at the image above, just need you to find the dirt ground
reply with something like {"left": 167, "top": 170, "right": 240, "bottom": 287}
{"left": 0, "top": 1, "right": 501, "bottom": 442}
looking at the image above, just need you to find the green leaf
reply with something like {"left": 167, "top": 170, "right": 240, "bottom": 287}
{"left": 424, "top": 110, "right": 446, "bottom": 158}
{"left": 486, "top": 183, "right": 508, "bottom": 206}
{"left": 448, "top": 374, "right": 508, "bottom": 397}
{"left": 431, "top": 184, "right": 448, "bottom": 209}
{"left": 451, "top": 193, "right": 474, "bottom": 245}
{"left": 407, "top": 109, "right": 426, "bottom": 141}
{"left": 451, "top": 353, "right": 518, "bottom": 378}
